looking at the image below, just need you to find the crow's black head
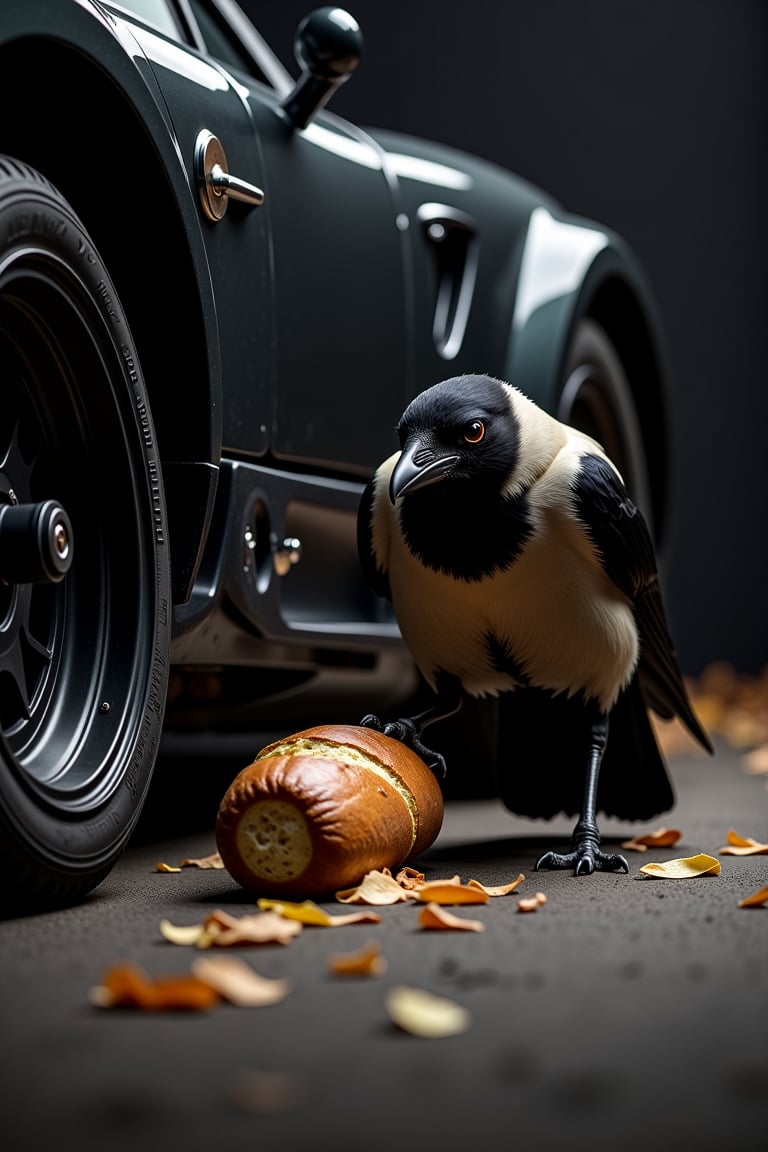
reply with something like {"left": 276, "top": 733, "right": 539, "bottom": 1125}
{"left": 390, "top": 375, "right": 519, "bottom": 503}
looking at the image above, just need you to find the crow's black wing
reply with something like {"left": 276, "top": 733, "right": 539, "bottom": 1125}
{"left": 572, "top": 453, "right": 712, "bottom": 753}
{"left": 357, "top": 476, "right": 392, "bottom": 601}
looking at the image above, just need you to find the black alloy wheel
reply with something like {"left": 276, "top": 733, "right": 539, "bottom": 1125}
{"left": 0, "top": 156, "right": 170, "bottom": 910}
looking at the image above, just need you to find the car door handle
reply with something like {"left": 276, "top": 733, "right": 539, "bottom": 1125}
{"left": 195, "top": 130, "right": 264, "bottom": 222}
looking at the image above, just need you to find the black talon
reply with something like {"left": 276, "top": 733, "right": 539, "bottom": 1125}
{"left": 358, "top": 714, "right": 446, "bottom": 778}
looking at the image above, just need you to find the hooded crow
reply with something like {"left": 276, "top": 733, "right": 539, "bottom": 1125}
{"left": 357, "top": 373, "right": 713, "bottom": 875}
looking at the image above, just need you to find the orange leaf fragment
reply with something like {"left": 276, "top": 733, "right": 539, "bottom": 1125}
{"left": 638, "top": 853, "right": 721, "bottom": 878}
{"left": 718, "top": 828, "right": 768, "bottom": 856}
{"left": 467, "top": 873, "right": 525, "bottom": 896}
{"left": 621, "top": 828, "right": 683, "bottom": 852}
{"left": 336, "top": 870, "right": 416, "bottom": 905}
{"left": 327, "top": 940, "right": 387, "bottom": 976}
{"left": 156, "top": 861, "right": 182, "bottom": 873}
{"left": 257, "top": 898, "right": 381, "bottom": 927}
{"left": 415, "top": 879, "right": 489, "bottom": 905}
{"left": 180, "top": 852, "right": 225, "bottom": 869}
{"left": 418, "top": 902, "right": 485, "bottom": 932}
{"left": 90, "top": 963, "right": 220, "bottom": 1011}
{"left": 738, "top": 884, "right": 768, "bottom": 908}
{"left": 190, "top": 955, "right": 291, "bottom": 1006}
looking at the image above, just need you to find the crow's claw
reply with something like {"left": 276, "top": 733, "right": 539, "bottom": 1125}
{"left": 358, "top": 715, "right": 447, "bottom": 779}
{"left": 534, "top": 846, "right": 629, "bottom": 876}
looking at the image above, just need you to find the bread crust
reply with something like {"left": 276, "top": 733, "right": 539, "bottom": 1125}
{"left": 215, "top": 725, "right": 444, "bottom": 896}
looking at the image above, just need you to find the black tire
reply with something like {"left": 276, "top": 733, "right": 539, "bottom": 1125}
{"left": 0, "top": 156, "right": 170, "bottom": 910}
{"left": 558, "top": 317, "right": 654, "bottom": 533}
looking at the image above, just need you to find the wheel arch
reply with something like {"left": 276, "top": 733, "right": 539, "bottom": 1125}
{"left": 505, "top": 207, "right": 670, "bottom": 547}
{"left": 0, "top": 13, "right": 222, "bottom": 602}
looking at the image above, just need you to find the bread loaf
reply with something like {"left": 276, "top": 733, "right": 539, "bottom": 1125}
{"left": 215, "top": 724, "right": 444, "bottom": 897}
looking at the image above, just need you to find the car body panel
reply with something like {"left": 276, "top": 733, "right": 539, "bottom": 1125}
{"left": 0, "top": 0, "right": 668, "bottom": 727}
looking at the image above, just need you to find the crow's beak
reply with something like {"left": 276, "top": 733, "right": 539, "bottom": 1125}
{"left": 389, "top": 438, "right": 460, "bottom": 503}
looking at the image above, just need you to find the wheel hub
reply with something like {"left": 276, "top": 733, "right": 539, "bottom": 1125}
{"left": 0, "top": 499, "right": 73, "bottom": 584}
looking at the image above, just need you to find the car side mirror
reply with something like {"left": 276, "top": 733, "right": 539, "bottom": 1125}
{"left": 281, "top": 6, "right": 363, "bottom": 130}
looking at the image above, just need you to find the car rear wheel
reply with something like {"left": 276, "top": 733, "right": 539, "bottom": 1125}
{"left": 558, "top": 316, "right": 654, "bottom": 532}
{"left": 0, "top": 156, "right": 170, "bottom": 910}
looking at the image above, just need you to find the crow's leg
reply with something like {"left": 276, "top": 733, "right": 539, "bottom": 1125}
{"left": 359, "top": 676, "right": 463, "bottom": 778}
{"left": 534, "top": 709, "right": 629, "bottom": 876}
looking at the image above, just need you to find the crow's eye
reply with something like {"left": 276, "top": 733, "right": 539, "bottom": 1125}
{"left": 462, "top": 419, "right": 485, "bottom": 444}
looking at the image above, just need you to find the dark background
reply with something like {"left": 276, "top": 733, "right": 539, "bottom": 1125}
{"left": 243, "top": 0, "right": 768, "bottom": 677}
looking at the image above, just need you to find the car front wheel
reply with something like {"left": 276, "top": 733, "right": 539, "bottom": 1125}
{"left": 0, "top": 156, "right": 170, "bottom": 910}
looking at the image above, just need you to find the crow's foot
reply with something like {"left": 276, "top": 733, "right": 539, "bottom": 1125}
{"left": 534, "top": 832, "right": 629, "bottom": 877}
{"left": 358, "top": 714, "right": 447, "bottom": 779}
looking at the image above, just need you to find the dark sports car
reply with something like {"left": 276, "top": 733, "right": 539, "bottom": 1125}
{"left": 0, "top": 0, "right": 669, "bottom": 907}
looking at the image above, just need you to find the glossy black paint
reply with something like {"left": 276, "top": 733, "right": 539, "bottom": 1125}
{"left": 0, "top": 0, "right": 673, "bottom": 903}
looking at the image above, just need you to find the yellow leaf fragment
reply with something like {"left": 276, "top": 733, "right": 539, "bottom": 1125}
{"left": 156, "top": 861, "right": 182, "bottom": 873}
{"left": 738, "top": 884, "right": 768, "bottom": 908}
{"left": 385, "top": 985, "right": 470, "bottom": 1038}
{"left": 467, "top": 873, "right": 525, "bottom": 896}
{"left": 639, "top": 853, "right": 721, "bottom": 878}
{"left": 336, "top": 870, "right": 416, "bottom": 905}
{"left": 257, "top": 898, "right": 381, "bottom": 927}
{"left": 418, "top": 902, "right": 485, "bottom": 932}
{"left": 621, "top": 828, "right": 683, "bottom": 852}
{"left": 180, "top": 852, "right": 225, "bottom": 869}
{"left": 327, "top": 940, "right": 387, "bottom": 976}
{"left": 415, "top": 879, "right": 489, "bottom": 905}
{"left": 159, "top": 918, "right": 206, "bottom": 946}
{"left": 190, "top": 954, "right": 291, "bottom": 1006}
{"left": 718, "top": 828, "right": 768, "bottom": 856}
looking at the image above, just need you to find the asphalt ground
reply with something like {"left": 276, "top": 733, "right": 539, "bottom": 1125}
{"left": 2, "top": 738, "right": 767, "bottom": 1152}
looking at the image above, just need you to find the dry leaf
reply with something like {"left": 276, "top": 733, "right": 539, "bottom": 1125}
{"left": 180, "top": 852, "right": 225, "bottom": 869}
{"left": 718, "top": 828, "right": 768, "bottom": 856}
{"left": 738, "top": 884, "right": 768, "bottom": 908}
{"left": 160, "top": 910, "right": 302, "bottom": 948}
{"left": 90, "top": 963, "right": 220, "bottom": 1011}
{"left": 467, "top": 873, "right": 525, "bottom": 896}
{"left": 741, "top": 745, "right": 768, "bottom": 775}
{"left": 155, "top": 861, "right": 181, "bottom": 873}
{"left": 621, "top": 828, "right": 683, "bottom": 852}
{"left": 418, "top": 902, "right": 485, "bottom": 932}
{"left": 327, "top": 940, "right": 387, "bottom": 976}
{"left": 159, "top": 918, "right": 206, "bottom": 946}
{"left": 385, "top": 985, "right": 470, "bottom": 1038}
{"left": 201, "top": 909, "right": 303, "bottom": 946}
{"left": 638, "top": 853, "right": 721, "bottom": 879}
{"left": 414, "top": 879, "right": 489, "bottom": 905}
{"left": 395, "top": 866, "right": 425, "bottom": 889}
{"left": 257, "top": 898, "right": 382, "bottom": 927}
{"left": 517, "top": 892, "right": 547, "bottom": 913}
{"left": 336, "top": 870, "right": 416, "bottom": 905}
{"left": 190, "top": 955, "right": 291, "bottom": 1006}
